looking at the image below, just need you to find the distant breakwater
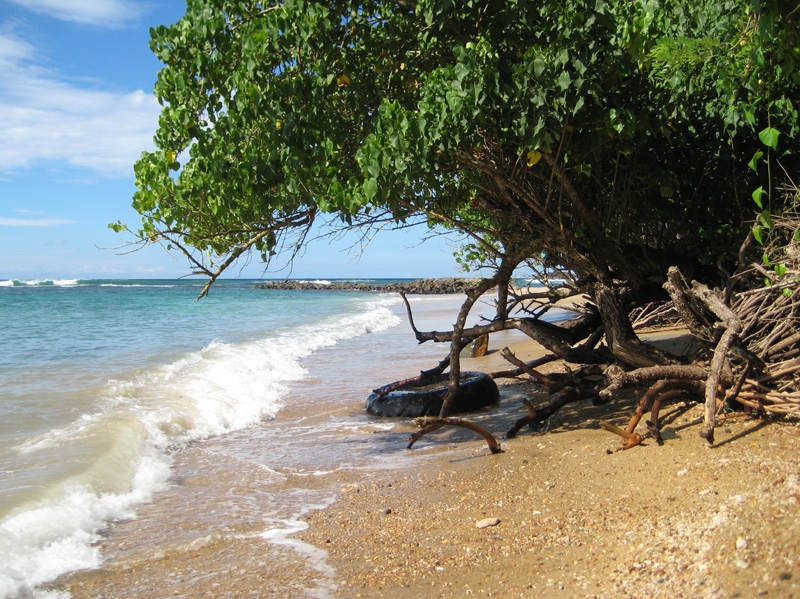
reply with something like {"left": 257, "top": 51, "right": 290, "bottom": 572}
{"left": 254, "top": 277, "right": 482, "bottom": 294}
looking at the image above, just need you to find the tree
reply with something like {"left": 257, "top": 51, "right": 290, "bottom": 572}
{"left": 120, "top": 0, "right": 799, "bottom": 445}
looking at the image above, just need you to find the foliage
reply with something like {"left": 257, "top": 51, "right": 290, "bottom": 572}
{"left": 119, "top": 0, "right": 799, "bottom": 304}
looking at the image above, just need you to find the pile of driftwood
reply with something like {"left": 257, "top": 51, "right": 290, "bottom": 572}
{"left": 727, "top": 224, "right": 800, "bottom": 418}
{"left": 398, "top": 200, "right": 799, "bottom": 452}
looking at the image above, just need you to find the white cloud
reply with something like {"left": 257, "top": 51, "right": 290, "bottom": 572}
{"left": 0, "top": 32, "right": 161, "bottom": 178}
{"left": 0, "top": 29, "right": 35, "bottom": 61}
{"left": 0, "top": 216, "right": 78, "bottom": 226}
{"left": 6, "top": 0, "right": 141, "bottom": 27}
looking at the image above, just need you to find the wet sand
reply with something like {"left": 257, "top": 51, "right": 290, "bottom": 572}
{"left": 52, "top": 328, "right": 799, "bottom": 599}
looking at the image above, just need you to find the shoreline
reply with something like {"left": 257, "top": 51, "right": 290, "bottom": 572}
{"left": 49, "top": 316, "right": 799, "bottom": 599}
{"left": 300, "top": 332, "right": 800, "bottom": 598}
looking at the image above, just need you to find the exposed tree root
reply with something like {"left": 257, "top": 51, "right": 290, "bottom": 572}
{"left": 504, "top": 381, "right": 605, "bottom": 439}
{"left": 407, "top": 417, "right": 503, "bottom": 453}
{"left": 617, "top": 382, "right": 706, "bottom": 448}
{"left": 630, "top": 301, "right": 682, "bottom": 331}
{"left": 488, "top": 353, "right": 559, "bottom": 379}
{"left": 391, "top": 205, "right": 798, "bottom": 452}
{"left": 498, "top": 347, "right": 555, "bottom": 387}
{"left": 599, "top": 364, "right": 709, "bottom": 400}
{"left": 599, "top": 420, "right": 644, "bottom": 450}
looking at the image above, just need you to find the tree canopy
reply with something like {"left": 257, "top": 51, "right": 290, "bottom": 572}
{"left": 121, "top": 0, "right": 800, "bottom": 434}
{"left": 126, "top": 0, "right": 797, "bottom": 289}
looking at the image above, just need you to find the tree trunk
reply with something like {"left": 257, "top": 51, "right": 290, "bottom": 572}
{"left": 590, "top": 277, "right": 679, "bottom": 368}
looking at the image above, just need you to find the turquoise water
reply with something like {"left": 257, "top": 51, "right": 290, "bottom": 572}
{"left": 0, "top": 277, "right": 567, "bottom": 598}
{"left": 0, "top": 278, "right": 413, "bottom": 598}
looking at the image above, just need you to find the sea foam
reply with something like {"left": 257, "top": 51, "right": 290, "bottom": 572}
{"left": 0, "top": 452, "right": 170, "bottom": 599}
{"left": 0, "top": 279, "right": 82, "bottom": 287}
{"left": 0, "top": 294, "right": 400, "bottom": 598}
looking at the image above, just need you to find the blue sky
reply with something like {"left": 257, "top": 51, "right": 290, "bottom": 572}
{"left": 0, "top": 0, "right": 461, "bottom": 281}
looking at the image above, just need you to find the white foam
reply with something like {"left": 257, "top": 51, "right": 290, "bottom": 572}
{"left": 104, "top": 299, "right": 400, "bottom": 448}
{"left": 21, "top": 279, "right": 49, "bottom": 286}
{"left": 1, "top": 295, "right": 401, "bottom": 598}
{"left": 0, "top": 451, "right": 170, "bottom": 599}
{"left": 261, "top": 493, "right": 338, "bottom": 599}
{"left": 97, "top": 283, "right": 179, "bottom": 288}
{"left": 16, "top": 412, "right": 104, "bottom": 455}
{"left": 297, "top": 279, "right": 332, "bottom": 285}
{"left": 0, "top": 279, "right": 81, "bottom": 287}
{"left": 176, "top": 298, "right": 400, "bottom": 440}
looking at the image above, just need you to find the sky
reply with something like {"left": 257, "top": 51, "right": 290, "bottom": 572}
{"left": 0, "top": 0, "right": 462, "bottom": 281}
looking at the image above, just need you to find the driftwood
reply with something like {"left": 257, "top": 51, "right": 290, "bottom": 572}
{"left": 504, "top": 381, "right": 605, "bottom": 439}
{"left": 624, "top": 380, "right": 706, "bottom": 436}
{"left": 392, "top": 205, "right": 798, "bottom": 452}
{"left": 664, "top": 270, "right": 744, "bottom": 444}
{"left": 407, "top": 417, "right": 503, "bottom": 453}
{"left": 498, "top": 347, "right": 555, "bottom": 387}
{"left": 599, "top": 420, "right": 644, "bottom": 450}
{"left": 488, "top": 352, "right": 559, "bottom": 379}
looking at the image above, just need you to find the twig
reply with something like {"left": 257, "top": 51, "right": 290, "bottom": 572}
{"left": 407, "top": 417, "right": 503, "bottom": 453}
{"left": 499, "top": 347, "right": 554, "bottom": 386}
{"left": 488, "top": 353, "right": 559, "bottom": 379}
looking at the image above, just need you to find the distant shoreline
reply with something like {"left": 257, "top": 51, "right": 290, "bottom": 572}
{"left": 254, "top": 276, "right": 484, "bottom": 294}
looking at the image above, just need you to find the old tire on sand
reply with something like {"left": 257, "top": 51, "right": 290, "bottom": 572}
{"left": 366, "top": 372, "right": 499, "bottom": 417}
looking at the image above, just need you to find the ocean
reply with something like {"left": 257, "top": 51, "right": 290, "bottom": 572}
{"left": 0, "top": 278, "right": 525, "bottom": 599}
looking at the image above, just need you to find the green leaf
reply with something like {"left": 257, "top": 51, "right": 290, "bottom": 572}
{"left": 752, "top": 185, "right": 765, "bottom": 208}
{"left": 758, "top": 126, "right": 780, "bottom": 150}
{"left": 446, "top": 91, "right": 464, "bottom": 114}
{"left": 753, "top": 46, "right": 766, "bottom": 68}
{"left": 533, "top": 55, "right": 546, "bottom": 78}
{"left": 774, "top": 263, "right": 787, "bottom": 277}
{"left": 363, "top": 177, "right": 378, "bottom": 201}
{"left": 758, "top": 10, "right": 774, "bottom": 41}
{"left": 760, "top": 209, "right": 773, "bottom": 229}
{"left": 748, "top": 150, "right": 763, "bottom": 172}
{"left": 762, "top": 252, "right": 771, "bottom": 266}
{"left": 783, "top": 288, "right": 793, "bottom": 299}
{"left": 129, "top": 0, "right": 795, "bottom": 296}
{"left": 753, "top": 224, "right": 763, "bottom": 245}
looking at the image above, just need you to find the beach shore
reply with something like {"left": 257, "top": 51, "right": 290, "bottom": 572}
{"left": 52, "top": 322, "right": 799, "bottom": 599}
{"left": 299, "top": 331, "right": 800, "bottom": 599}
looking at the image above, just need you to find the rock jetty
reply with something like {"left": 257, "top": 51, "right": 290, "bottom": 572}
{"left": 254, "top": 277, "right": 481, "bottom": 294}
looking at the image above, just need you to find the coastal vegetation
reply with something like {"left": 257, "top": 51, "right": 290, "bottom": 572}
{"left": 121, "top": 1, "right": 799, "bottom": 447}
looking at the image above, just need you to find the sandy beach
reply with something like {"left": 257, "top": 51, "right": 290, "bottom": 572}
{"left": 54, "top": 326, "right": 800, "bottom": 599}
{"left": 299, "top": 332, "right": 800, "bottom": 599}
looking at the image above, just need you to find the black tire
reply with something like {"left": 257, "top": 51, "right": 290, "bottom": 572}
{"left": 366, "top": 371, "right": 500, "bottom": 417}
